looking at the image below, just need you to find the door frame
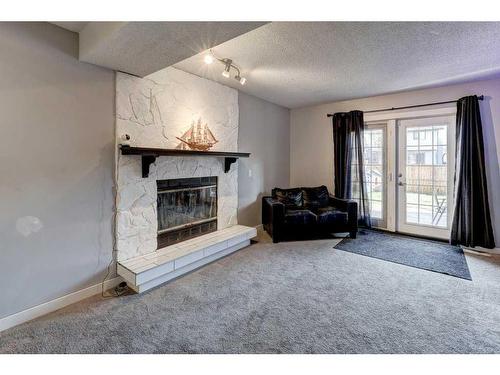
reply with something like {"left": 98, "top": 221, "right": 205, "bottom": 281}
{"left": 364, "top": 105, "right": 457, "bottom": 239}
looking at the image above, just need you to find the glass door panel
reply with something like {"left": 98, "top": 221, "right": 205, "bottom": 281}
{"left": 397, "top": 116, "right": 455, "bottom": 239}
{"left": 351, "top": 123, "right": 387, "bottom": 228}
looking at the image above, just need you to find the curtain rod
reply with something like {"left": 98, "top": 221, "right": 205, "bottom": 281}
{"left": 326, "top": 95, "right": 484, "bottom": 117}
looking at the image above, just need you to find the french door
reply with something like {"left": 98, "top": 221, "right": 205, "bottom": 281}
{"left": 362, "top": 114, "right": 455, "bottom": 240}
{"left": 397, "top": 116, "right": 455, "bottom": 239}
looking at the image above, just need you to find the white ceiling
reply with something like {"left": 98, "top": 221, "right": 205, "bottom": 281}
{"left": 174, "top": 22, "right": 500, "bottom": 108}
{"left": 77, "top": 22, "right": 267, "bottom": 76}
{"left": 51, "top": 22, "right": 88, "bottom": 33}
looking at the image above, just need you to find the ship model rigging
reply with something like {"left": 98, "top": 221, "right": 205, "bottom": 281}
{"left": 176, "top": 118, "right": 219, "bottom": 151}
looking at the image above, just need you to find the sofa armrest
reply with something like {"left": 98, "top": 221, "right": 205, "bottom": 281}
{"left": 329, "top": 195, "right": 358, "bottom": 232}
{"left": 262, "top": 197, "right": 285, "bottom": 225}
{"left": 262, "top": 196, "right": 286, "bottom": 241}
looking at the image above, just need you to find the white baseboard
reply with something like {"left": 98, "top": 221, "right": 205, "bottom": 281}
{"left": 462, "top": 246, "right": 500, "bottom": 256}
{"left": 0, "top": 276, "right": 123, "bottom": 333}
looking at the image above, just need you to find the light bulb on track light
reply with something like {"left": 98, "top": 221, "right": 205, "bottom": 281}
{"left": 221, "top": 59, "right": 232, "bottom": 78}
{"left": 235, "top": 75, "right": 247, "bottom": 85}
{"left": 204, "top": 54, "right": 214, "bottom": 64}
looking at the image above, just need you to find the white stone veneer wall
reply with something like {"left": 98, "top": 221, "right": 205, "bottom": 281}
{"left": 115, "top": 68, "right": 239, "bottom": 262}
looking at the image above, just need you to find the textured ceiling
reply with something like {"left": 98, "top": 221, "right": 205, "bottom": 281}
{"left": 51, "top": 22, "right": 88, "bottom": 33}
{"left": 78, "top": 22, "right": 267, "bottom": 76}
{"left": 174, "top": 22, "right": 500, "bottom": 108}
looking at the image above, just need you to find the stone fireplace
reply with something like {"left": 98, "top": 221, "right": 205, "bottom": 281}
{"left": 114, "top": 67, "right": 256, "bottom": 293}
{"left": 157, "top": 176, "right": 218, "bottom": 248}
{"left": 115, "top": 67, "right": 239, "bottom": 262}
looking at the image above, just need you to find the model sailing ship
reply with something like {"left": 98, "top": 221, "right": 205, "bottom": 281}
{"left": 176, "top": 118, "right": 218, "bottom": 151}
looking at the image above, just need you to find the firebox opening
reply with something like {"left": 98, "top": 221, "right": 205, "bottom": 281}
{"left": 157, "top": 177, "right": 217, "bottom": 248}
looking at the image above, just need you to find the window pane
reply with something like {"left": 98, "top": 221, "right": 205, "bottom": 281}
{"left": 363, "top": 149, "right": 370, "bottom": 164}
{"left": 352, "top": 150, "right": 358, "bottom": 164}
{"left": 435, "top": 145, "right": 447, "bottom": 165}
{"left": 406, "top": 165, "right": 419, "bottom": 186}
{"left": 433, "top": 187, "right": 447, "bottom": 227}
{"left": 434, "top": 165, "right": 447, "bottom": 185}
{"left": 407, "top": 146, "right": 419, "bottom": 165}
{"left": 434, "top": 207, "right": 447, "bottom": 227}
{"left": 419, "top": 127, "right": 433, "bottom": 146}
{"left": 371, "top": 200, "right": 382, "bottom": 219}
{"left": 436, "top": 125, "right": 447, "bottom": 145}
{"left": 351, "top": 182, "right": 360, "bottom": 199}
{"left": 419, "top": 205, "right": 433, "bottom": 225}
{"left": 351, "top": 168, "right": 359, "bottom": 182}
{"left": 407, "top": 129, "right": 419, "bottom": 147}
{"left": 406, "top": 204, "right": 419, "bottom": 224}
{"left": 364, "top": 132, "right": 371, "bottom": 147}
{"left": 419, "top": 186, "right": 433, "bottom": 206}
{"left": 371, "top": 148, "right": 382, "bottom": 165}
{"left": 372, "top": 130, "right": 383, "bottom": 147}
{"left": 406, "top": 186, "right": 419, "bottom": 204}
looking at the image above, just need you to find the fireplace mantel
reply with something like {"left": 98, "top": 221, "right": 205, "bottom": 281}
{"left": 119, "top": 144, "right": 251, "bottom": 177}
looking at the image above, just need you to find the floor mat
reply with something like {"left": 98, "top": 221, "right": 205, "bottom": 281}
{"left": 334, "top": 230, "right": 471, "bottom": 280}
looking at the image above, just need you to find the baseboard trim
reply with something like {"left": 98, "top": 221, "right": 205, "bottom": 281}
{"left": 462, "top": 246, "right": 500, "bottom": 256}
{"left": 0, "top": 276, "right": 123, "bottom": 333}
{"left": 254, "top": 224, "right": 264, "bottom": 234}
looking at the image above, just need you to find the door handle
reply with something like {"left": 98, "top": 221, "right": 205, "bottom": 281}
{"left": 398, "top": 181, "right": 405, "bottom": 186}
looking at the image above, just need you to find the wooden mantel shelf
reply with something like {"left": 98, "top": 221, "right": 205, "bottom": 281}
{"left": 119, "top": 144, "right": 250, "bottom": 177}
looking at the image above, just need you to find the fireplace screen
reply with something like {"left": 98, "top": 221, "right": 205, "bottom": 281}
{"left": 157, "top": 177, "right": 217, "bottom": 248}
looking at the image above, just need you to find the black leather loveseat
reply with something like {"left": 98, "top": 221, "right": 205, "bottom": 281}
{"left": 262, "top": 185, "right": 358, "bottom": 243}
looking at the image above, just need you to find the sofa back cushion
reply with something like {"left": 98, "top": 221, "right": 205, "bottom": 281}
{"left": 272, "top": 187, "right": 303, "bottom": 208}
{"left": 302, "top": 185, "right": 330, "bottom": 208}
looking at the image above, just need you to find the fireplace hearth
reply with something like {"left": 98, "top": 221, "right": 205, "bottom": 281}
{"left": 157, "top": 177, "right": 217, "bottom": 248}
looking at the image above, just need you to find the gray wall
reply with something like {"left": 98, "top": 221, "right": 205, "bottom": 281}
{"left": 290, "top": 78, "right": 500, "bottom": 247}
{"left": 238, "top": 92, "right": 290, "bottom": 227}
{"left": 0, "top": 23, "right": 115, "bottom": 319}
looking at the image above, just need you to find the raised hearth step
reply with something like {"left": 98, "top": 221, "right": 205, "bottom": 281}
{"left": 117, "top": 225, "right": 257, "bottom": 293}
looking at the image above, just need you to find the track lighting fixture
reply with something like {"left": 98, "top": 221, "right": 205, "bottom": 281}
{"left": 204, "top": 50, "right": 247, "bottom": 85}
{"left": 222, "top": 59, "right": 232, "bottom": 78}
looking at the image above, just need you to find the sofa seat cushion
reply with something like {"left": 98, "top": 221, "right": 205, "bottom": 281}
{"left": 302, "top": 185, "right": 330, "bottom": 209}
{"left": 272, "top": 187, "right": 303, "bottom": 208}
{"left": 284, "top": 209, "right": 317, "bottom": 225}
{"left": 312, "top": 206, "right": 348, "bottom": 225}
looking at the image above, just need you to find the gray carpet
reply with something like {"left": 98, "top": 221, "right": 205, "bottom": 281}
{"left": 1, "top": 233, "right": 500, "bottom": 354}
{"left": 334, "top": 230, "right": 472, "bottom": 280}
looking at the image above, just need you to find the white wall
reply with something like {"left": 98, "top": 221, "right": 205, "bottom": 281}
{"left": 0, "top": 23, "right": 115, "bottom": 320}
{"left": 238, "top": 92, "right": 290, "bottom": 227}
{"left": 290, "top": 78, "right": 500, "bottom": 244}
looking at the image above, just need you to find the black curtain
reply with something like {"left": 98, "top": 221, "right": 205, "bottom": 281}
{"left": 332, "top": 110, "right": 371, "bottom": 227}
{"left": 451, "top": 95, "right": 495, "bottom": 249}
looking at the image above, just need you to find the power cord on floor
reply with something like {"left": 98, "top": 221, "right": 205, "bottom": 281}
{"left": 102, "top": 280, "right": 130, "bottom": 298}
{"left": 100, "top": 151, "right": 132, "bottom": 299}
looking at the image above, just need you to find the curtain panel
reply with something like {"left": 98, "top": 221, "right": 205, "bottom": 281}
{"left": 332, "top": 110, "right": 371, "bottom": 227}
{"left": 451, "top": 95, "right": 495, "bottom": 249}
